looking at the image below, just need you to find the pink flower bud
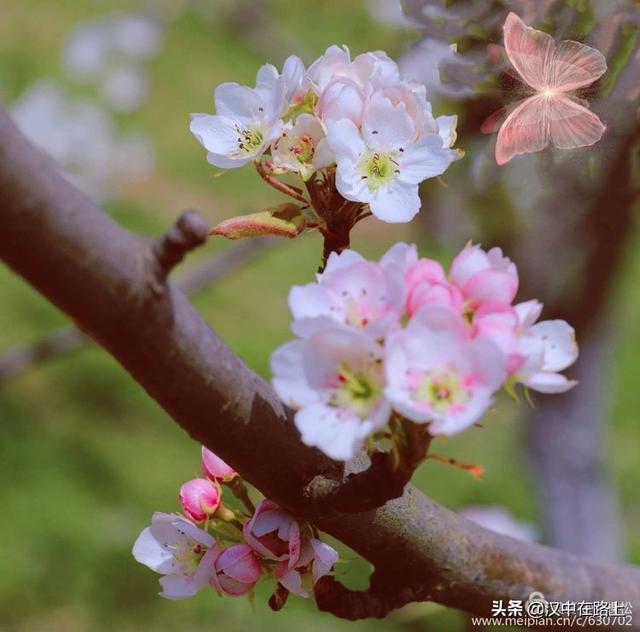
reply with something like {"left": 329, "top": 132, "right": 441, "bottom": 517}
{"left": 210, "top": 544, "right": 261, "bottom": 597}
{"left": 201, "top": 446, "right": 236, "bottom": 482}
{"left": 405, "top": 258, "right": 446, "bottom": 288}
{"left": 179, "top": 478, "right": 221, "bottom": 522}
{"left": 405, "top": 259, "right": 461, "bottom": 317}
{"left": 450, "top": 244, "right": 518, "bottom": 307}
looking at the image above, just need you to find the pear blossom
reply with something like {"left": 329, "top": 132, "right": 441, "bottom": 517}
{"left": 179, "top": 478, "right": 221, "bottom": 522}
{"left": 271, "top": 325, "right": 390, "bottom": 461}
{"left": 243, "top": 500, "right": 338, "bottom": 597}
{"left": 450, "top": 244, "right": 519, "bottom": 308}
{"left": 275, "top": 537, "right": 339, "bottom": 597}
{"left": 243, "top": 500, "right": 302, "bottom": 563}
{"left": 201, "top": 446, "right": 236, "bottom": 482}
{"left": 385, "top": 305, "right": 506, "bottom": 435}
{"left": 190, "top": 78, "right": 284, "bottom": 168}
{"left": 209, "top": 544, "right": 261, "bottom": 597}
{"left": 472, "top": 302, "right": 526, "bottom": 375}
{"left": 288, "top": 247, "right": 405, "bottom": 339}
{"left": 514, "top": 302, "right": 578, "bottom": 393}
{"left": 132, "top": 512, "right": 216, "bottom": 600}
{"left": 472, "top": 300, "right": 578, "bottom": 391}
{"left": 326, "top": 96, "right": 460, "bottom": 222}
{"left": 271, "top": 113, "right": 333, "bottom": 180}
{"left": 405, "top": 257, "right": 464, "bottom": 317}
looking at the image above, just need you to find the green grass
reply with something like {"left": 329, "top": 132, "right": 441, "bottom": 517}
{"left": 0, "top": 1, "right": 639, "bottom": 631}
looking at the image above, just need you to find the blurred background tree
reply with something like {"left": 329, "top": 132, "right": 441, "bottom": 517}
{"left": 0, "top": 1, "right": 638, "bottom": 630}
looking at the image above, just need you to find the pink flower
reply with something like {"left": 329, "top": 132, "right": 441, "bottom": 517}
{"left": 472, "top": 302, "right": 525, "bottom": 375}
{"left": 243, "top": 500, "right": 302, "bottom": 564}
{"left": 243, "top": 500, "right": 338, "bottom": 598}
{"left": 179, "top": 478, "right": 221, "bottom": 522}
{"left": 288, "top": 247, "right": 405, "bottom": 339}
{"left": 275, "top": 537, "right": 339, "bottom": 597}
{"left": 384, "top": 305, "right": 506, "bottom": 435}
{"left": 209, "top": 544, "right": 261, "bottom": 597}
{"left": 201, "top": 446, "right": 237, "bottom": 482}
{"left": 450, "top": 244, "right": 519, "bottom": 307}
{"left": 405, "top": 258, "right": 463, "bottom": 317}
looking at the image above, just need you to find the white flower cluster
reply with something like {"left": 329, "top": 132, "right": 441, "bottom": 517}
{"left": 190, "top": 45, "right": 462, "bottom": 223}
{"left": 270, "top": 243, "right": 578, "bottom": 461}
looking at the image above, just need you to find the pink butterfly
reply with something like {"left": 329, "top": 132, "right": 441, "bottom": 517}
{"left": 484, "top": 12, "right": 607, "bottom": 165}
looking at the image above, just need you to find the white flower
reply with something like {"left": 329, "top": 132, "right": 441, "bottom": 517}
{"left": 384, "top": 305, "right": 506, "bottom": 435}
{"left": 132, "top": 512, "right": 216, "bottom": 600}
{"left": 255, "top": 55, "right": 306, "bottom": 107}
{"left": 271, "top": 113, "right": 333, "bottom": 180}
{"left": 515, "top": 301, "right": 578, "bottom": 393}
{"left": 326, "top": 96, "right": 460, "bottom": 222}
{"left": 288, "top": 248, "right": 405, "bottom": 338}
{"left": 306, "top": 45, "right": 352, "bottom": 94}
{"left": 271, "top": 325, "right": 390, "bottom": 461}
{"left": 190, "top": 74, "right": 284, "bottom": 168}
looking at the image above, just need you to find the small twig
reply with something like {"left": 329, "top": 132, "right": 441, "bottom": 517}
{"left": 150, "top": 210, "right": 209, "bottom": 290}
{"left": 254, "top": 161, "right": 309, "bottom": 204}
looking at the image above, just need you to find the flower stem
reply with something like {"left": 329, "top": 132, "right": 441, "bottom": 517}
{"left": 254, "top": 161, "right": 309, "bottom": 203}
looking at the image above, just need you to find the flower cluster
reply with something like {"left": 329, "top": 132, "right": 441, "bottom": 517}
{"left": 190, "top": 45, "right": 461, "bottom": 224}
{"left": 271, "top": 242, "right": 578, "bottom": 461}
{"left": 133, "top": 447, "right": 338, "bottom": 604}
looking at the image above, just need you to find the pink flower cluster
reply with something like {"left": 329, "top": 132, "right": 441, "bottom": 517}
{"left": 133, "top": 447, "right": 338, "bottom": 601}
{"left": 271, "top": 242, "right": 578, "bottom": 461}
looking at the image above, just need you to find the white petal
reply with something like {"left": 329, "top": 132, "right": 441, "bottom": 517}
{"left": 159, "top": 574, "right": 207, "bottom": 600}
{"left": 289, "top": 284, "right": 340, "bottom": 321}
{"left": 378, "top": 242, "right": 419, "bottom": 272}
{"left": 362, "top": 96, "right": 414, "bottom": 149}
{"left": 190, "top": 115, "right": 254, "bottom": 168}
{"left": 435, "top": 115, "right": 458, "bottom": 148}
{"left": 214, "top": 83, "right": 264, "bottom": 123}
{"left": 522, "top": 372, "right": 578, "bottom": 394}
{"left": 428, "top": 391, "right": 494, "bottom": 436}
{"left": 399, "top": 134, "right": 458, "bottom": 184}
{"left": 322, "top": 249, "right": 366, "bottom": 275}
{"left": 326, "top": 119, "right": 366, "bottom": 162}
{"left": 514, "top": 300, "right": 543, "bottom": 328}
{"left": 270, "top": 341, "right": 320, "bottom": 408}
{"left": 369, "top": 180, "right": 420, "bottom": 223}
{"left": 132, "top": 527, "right": 171, "bottom": 572}
{"left": 295, "top": 403, "right": 373, "bottom": 461}
{"left": 530, "top": 320, "right": 578, "bottom": 372}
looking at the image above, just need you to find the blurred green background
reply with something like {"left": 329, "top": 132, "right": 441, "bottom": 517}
{"left": 0, "top": 1, "right": 638, "bottom": 631}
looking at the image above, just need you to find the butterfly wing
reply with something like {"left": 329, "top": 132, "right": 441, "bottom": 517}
{"left": 481, "top": 98, "right": 529, "bottom": 134}
{"left": 548, "top": 94, "right": 605, "bottom": 149}
{"left": 545, "top": 40, "right": 607, "bottom": 92}
{"left": 495, "top": 95, "right": 549, "bottom": 165}
{"left": 503, "top": 12, "right": 555, "bottom": 91}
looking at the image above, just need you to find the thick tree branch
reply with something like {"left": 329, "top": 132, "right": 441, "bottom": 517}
{"left": 0, "top": 238, "right": 272, "bottom": 383}
{"left": 2, "top": 105, "right": 640, "bottom": 624}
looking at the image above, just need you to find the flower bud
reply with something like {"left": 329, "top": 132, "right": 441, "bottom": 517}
{"left": 210, "top": 544, "right": 261, "bottom": 596}
{"left": 179, "top": 478, "right": 221, "bottom": 522}
{"left": 201, "top": 446, "right": 237, "bottom": 482}
{"left": 209, "top": 204, "right": 304, "bottom": 240}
